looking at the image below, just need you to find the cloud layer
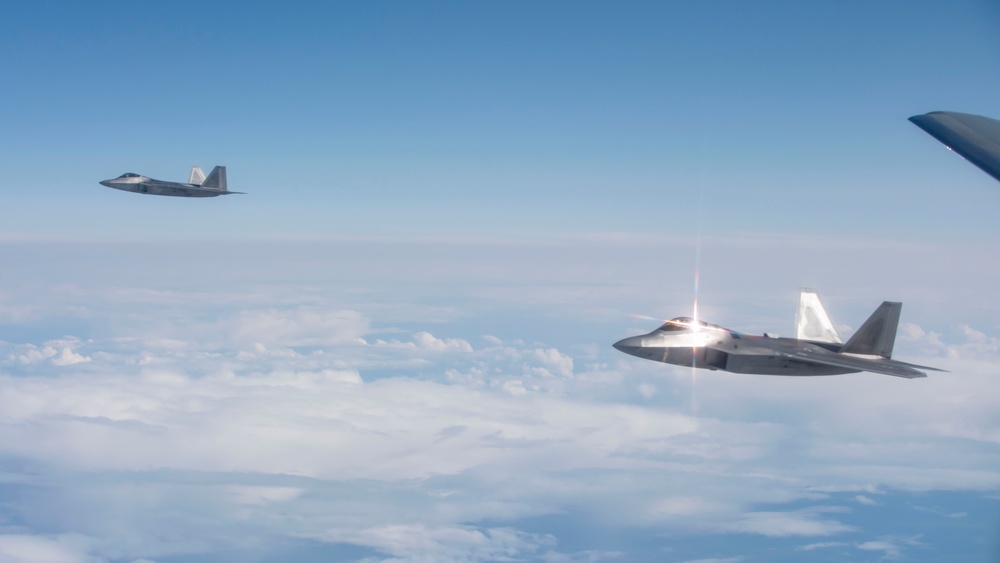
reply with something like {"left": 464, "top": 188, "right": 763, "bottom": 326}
{"left": 0, "top": 236, "right": 998, "bottom": 562}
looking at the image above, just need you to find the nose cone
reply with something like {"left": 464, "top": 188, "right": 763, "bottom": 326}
{"left": 613, "top": 336, "right": 643, "bottom": 354}
{"left": 99, "top": 179, "right": 115, "bottom": 188}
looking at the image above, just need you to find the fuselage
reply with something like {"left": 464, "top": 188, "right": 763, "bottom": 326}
{"left": 99, "top": 173, "right": 228, "bottom": 198}
{"left": 613, "top": 317, "right": 856, "bottom": 376}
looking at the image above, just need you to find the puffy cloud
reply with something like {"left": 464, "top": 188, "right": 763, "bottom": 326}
{"left": 51, "top": 347, "right": 91, "bottom": 366}
{"left": 10, "top": 344, "right": 55, "bottom": 364}
{"left": 413, "top": 332, "right": 473, "bottom": 353}
{"left": 6, "top": 339, "right": 91, "bottom": 366}
{"left": 532, "top": 348, "right": 574, "bottom": 378}
{"left": 4, "top": 314, "right": 995, "bottom": 561}
{"left": 373, "top": 332, "right": 474, "bottom": 353}
{"left": 0, "top": 237, "right": 998, "bottom": 561}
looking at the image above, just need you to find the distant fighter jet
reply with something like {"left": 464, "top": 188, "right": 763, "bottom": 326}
{"left": 909, "top": 111, "right": 1000, "bottom": 184}
{"left": 614, "top": 290, "right": 943, "bottom": 378}
{"left": 100, "top": 166, "right": 244, "bottom": 197}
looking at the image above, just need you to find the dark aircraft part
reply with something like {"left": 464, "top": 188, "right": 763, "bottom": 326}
{"left": 703, "top": 347, "right": 729, "bottom": 370}
{"left": 840, "top": 301, "right": 901, "bottom": 359}
{"left": 910, "top": 111, "right": 1000, "bottom": 184}
{"left": 662, "top": 347, "right": 729, "bottom": 370}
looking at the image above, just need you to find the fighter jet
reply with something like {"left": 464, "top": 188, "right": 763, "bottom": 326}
{"left": 909, "top": 111, "right": 1000, "bottom": 184}
{"left": 614, "top": 290, "right": 943, "bottom": 378}
{"left": 100, "top": 165, "right": 244, "bottom": 197}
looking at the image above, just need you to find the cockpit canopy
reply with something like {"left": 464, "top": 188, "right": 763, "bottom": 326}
{"left": 117, "top": 173, "right": 141, "bottom": 178}
{"left": 656, "top": 317, "right": 727, "bottom": 332}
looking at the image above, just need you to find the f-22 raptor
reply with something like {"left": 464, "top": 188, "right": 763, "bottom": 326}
{"left": 614, "top": 290, "right": 943, "bottom": 378}
{"left": 100, "top": 166, "right": 243, "bottom": 197}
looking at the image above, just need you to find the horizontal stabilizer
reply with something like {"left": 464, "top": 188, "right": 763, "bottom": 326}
{"left": 777, "top": 348, "right": 935, "bottom": 379}
{"left": 841, "top": 301, "right": 901, "bottom": 359}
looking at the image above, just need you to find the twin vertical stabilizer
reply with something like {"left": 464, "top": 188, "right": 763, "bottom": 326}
{"left": 795, "top": 289, "right": 901, "bottom": 358}
{"left": 188, "top": 166, "right": 206, "bottom": 185}
{"left": 795, "top": 289, "right": 842, "bottom": 344}
{"left": 202, "top": 166, "right": 227, "bottom": 191}
{"left": 841, "top": 301, "right": 902, "bottom": 359}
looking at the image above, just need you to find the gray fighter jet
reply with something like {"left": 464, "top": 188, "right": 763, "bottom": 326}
{"left": 614, "top": 290, "right": 942, "bottom": 378}
{"left": 100, "top": 165, "right": 243, "bottom": 197}
{"left": 909, "top": 111, "right": 1000, "bottom": 184}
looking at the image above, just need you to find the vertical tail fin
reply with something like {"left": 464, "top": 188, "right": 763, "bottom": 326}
{"left": 795, "top": 289, "right": 842, "bottom": 343}
{"left": 188, "top": 166, "right": 206, "bottom": 185}
{"left": 202, "top": 166, "right": 227, "bottom": 191}
{"left": 841, "top": 301, "right": 902, "bottom": 359}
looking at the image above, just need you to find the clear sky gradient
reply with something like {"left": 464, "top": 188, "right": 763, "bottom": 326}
{"left": 1, "top": 2, "right": 1000, "bottom": 562}
{"left": 2, "top": 1, "right": 1000, "bottom": 240}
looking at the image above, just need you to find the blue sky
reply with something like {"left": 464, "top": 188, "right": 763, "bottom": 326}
{"left": 1, "top": 1, "right": 1000, "bottom": 562}
{"left": 2, "top": 1, "right": 1000, "bottom": 240}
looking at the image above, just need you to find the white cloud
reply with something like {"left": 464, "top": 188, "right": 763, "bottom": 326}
{"left": 854, "top": 495, "right": 878, "bottom": 506}
{"left": 799, "top": 541, "right": 848, "bottom": 551}
{"left": 501, "top": 379, "right": 528, "bottom": 395}
{"left": 51, "top": 347, "right": 91, "bottom": 366}
{"left": 532, "top": 348, "right": 574, "bottom": 378}
{"left": 0, "top": 534, "right": 94, "bottom": 563}
{"left": 312, "top": 524, "right": 557, "bottom": 563}
{"left": 11, "top": 344, "right": 56, "bottom": 364}
{"left": 7, "top": 340, "right": 91, "bottom": 366}
{"left": 719, "top": 510, "right": 855, "bottom": 537}
{"left": 650, "top": 496, "right": 732, "bottom": 517}
{"left": 412, "top": 331, "right": 473, "bottom": 352}
{"left": 912, "top": 505, "right": 970, "bottom": 519}
{"left": 228, "top": 308, "right": 369, "bottom": 347}
{"left": 1, "top": 236, "right": 999, "bottom": 561}
{"left": 856, "top": 540, "right": 901, "bottom": 559}
{"left": 636, "top": 383, "right": 657, "bottom": 398}
{"left": 229, "top": 486, "right": 304, "bottom": 505}
{"left": 851, "top": 535, "right": 926, "bottom": 560}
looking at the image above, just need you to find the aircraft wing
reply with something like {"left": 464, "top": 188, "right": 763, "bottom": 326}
{"left": 776, "top": 348, "right": 941, "bottom": 379}
{"left": 909, "top": 111, "right": 1000, "bottom": 184}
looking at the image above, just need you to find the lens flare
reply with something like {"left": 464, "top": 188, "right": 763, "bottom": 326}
{"left": 690, "top": 233, "right": 702, "bottom": 416}
{"left": 629, "top": 313, "right": 667, "bottom": 323}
